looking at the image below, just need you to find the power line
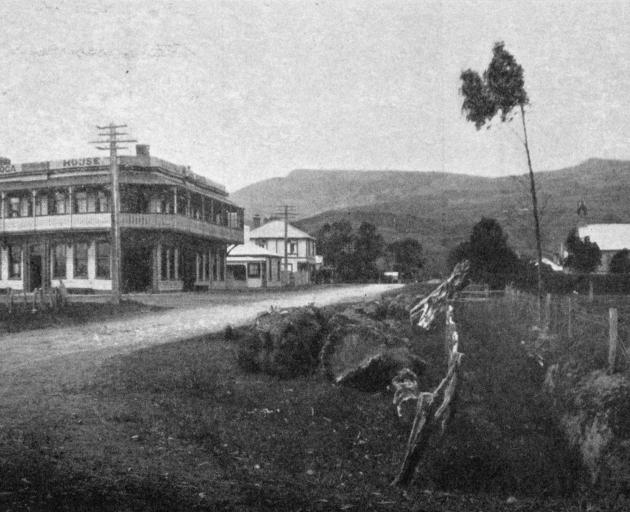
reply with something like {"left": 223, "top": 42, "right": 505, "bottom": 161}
{"left": 89, "top": 123, "right": 136, "bottom": 305}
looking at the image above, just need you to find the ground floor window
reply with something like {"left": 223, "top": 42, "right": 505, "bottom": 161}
{"left": 96, "top": 241, "right": 111, "bottom": 279}
{"left": 52, "top": 243, "right": 66, "bottom": 279}
{"left": 161, "top": 245, "right": 177, "bottom": 280}
{"left": 247, "top": 262, "right": 260, "bottom": 278}
{"left": 8, "top": 245, "right": 21, "bottom": 279}
{"left": 74, "top": 242, "right": 89, "bottom": 278}
{"left": 197, "top": 252, "right": 209, "bottom": 281}
{"left": 228, "top": 264, "right": 246, "bottom": 281}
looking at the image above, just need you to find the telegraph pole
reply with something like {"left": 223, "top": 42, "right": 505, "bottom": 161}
{"left": 90, "top": 124, "right": 136, "bottom": 305}
{"left": 273, "top": 205, "right": 296, "bottom": 285}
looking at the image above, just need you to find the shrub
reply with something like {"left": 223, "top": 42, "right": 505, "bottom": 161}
{"left": 237, "top": 307, "right": 327, "bottom": 378}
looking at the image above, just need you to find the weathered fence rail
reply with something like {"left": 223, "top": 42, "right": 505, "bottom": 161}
{"left": 392, "top": 261, "right": 469, "bottom": 487}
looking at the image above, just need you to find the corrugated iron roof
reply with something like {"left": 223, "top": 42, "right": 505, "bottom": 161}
{"left": 227, "top": 242, "right": 283, "bottom": 258}
{"left": 249, "top": 220, "right": 314, "bottom": 240}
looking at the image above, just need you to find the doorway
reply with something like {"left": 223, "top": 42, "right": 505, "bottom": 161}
{"left": 122, "top": 245, "right": 153, "bottom": 292}
{"left": 182, "top": 247, "right": 196, "bottom": 291}
{"left": 29, "top": 244, "right": 43, "bottom": 291}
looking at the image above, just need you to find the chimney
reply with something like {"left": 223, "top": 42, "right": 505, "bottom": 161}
{"left": 252, "top": 214, "right": 261, "bottom": 229}
{"left": 136, "top": 144, "right": 150, "bottom": 157}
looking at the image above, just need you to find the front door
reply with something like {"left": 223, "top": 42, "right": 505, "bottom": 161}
{"left": 29, "top": 244, "right": 43, "bottom": 291}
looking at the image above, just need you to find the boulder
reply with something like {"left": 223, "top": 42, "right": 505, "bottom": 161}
{"left": 320, "top": 313, "right": 424, "bottom": 392}
{"left": 237, "top": 306, "right": 327, "bottom": 378}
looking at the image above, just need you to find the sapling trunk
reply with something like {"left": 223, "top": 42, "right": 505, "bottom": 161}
{"left": 520, "top": 104, "right": 543, "bottom": 325}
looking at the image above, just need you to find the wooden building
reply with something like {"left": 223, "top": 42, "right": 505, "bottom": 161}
{"left": 248, "top": 219, "right": 318, "bottom": 285}
{"left": 226, "top": 242, "right": 283, "bottom": 288}
{"left": 0, "top": 145, "right": 243, "bottom": 293}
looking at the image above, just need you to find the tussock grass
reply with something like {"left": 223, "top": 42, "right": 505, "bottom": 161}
{"left": 0, "top": 298, "right": 612, "bottom": 510}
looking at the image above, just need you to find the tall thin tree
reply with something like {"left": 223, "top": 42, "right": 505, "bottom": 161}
{"left": 460, "top": 42, "right": 544, "bottom": 321}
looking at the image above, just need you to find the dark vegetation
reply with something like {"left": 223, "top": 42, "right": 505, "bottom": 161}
{"left": 0, "top": 284, "right": 615, "bottom": 510}
{"left": 315, "top": 221, "right": 423, "bottom": 282}
{"left": 609, "top": 249, "right": 630, "bottom": 274}
{"left": 564, "top": 228, "right": 601, "bottom": 273}
{"left": 447, "top": 217, "right": 520, "bottom": 286}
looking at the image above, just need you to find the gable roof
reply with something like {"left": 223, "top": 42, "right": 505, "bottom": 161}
{"left": 578, "top": 224, "right": 630, "bottom": 252}
{"left": 249, "top": 220, "right": 314, "bottom": 240}
{"left": 227, "top": 242, "right": 283, "bottom": 258}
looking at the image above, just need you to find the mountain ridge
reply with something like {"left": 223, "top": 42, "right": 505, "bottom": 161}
{"left": 231, "top": 158, "right": 630, "bottom": 274}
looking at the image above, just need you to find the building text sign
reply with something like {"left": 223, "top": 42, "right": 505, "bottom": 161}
{"left": 0, "top": 157, "right": 110, "bottom": 174}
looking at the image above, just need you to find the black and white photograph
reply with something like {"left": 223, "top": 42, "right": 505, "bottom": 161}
{"left": 0, "top": 1, "right": 629, "bottom": 510}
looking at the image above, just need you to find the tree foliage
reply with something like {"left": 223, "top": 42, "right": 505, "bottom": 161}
{"left": 460, "top": 42, "right": 528, "bottom": 129}
{"left": 316, "top": 221, "right": 353, "bottom": 269}
{"left": 609, "top": 249, "right": 630, "bottom": 274}
{"left": 387, "top": 238, "right": 424, "bottom": 280}
{"left": 316, "top": 221, "right": 384, "bottom": 282}
{"left": 448, "top": 218, "right": 520, "bottom": 286}
{"left": 563, "top": 229, "right": 601, "bottom": 273}
{"left": 460, "top": 42, "right": 543, "bottom": 307}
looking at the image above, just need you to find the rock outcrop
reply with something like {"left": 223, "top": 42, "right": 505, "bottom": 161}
{"left": 545, "top": 364, "right": 630, "bottom": 491}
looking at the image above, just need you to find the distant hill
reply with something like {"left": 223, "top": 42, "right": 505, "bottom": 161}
{"left": 231, "top": 159, "right": 630, "bottom": 275}
{"left": 231, "top": 169, "right": 496, "bottom": 220}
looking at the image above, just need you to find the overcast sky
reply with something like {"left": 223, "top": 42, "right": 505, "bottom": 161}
{"left": 1, "top": 0, "right": 628, "bottom": 192}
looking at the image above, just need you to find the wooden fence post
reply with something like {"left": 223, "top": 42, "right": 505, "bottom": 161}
{"left": 567, "top": 295, "right": 573, "bottom": 339}
{"left": 545, "top": 293, "right": 551, "bottom": 331}
{"left": 588, "top": 280, "right": 594, "bottom": 303}
{"left": 609, "top": 308, "right": 618, "bottom": 374}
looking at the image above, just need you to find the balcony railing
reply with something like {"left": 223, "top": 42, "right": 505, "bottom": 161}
{"left": 0, "top": 212, "right": 243, "bottom": 244}
{"left": 1, "top": 213, "right": 111, "bottom": 233}
{"left": 119, "top": 213, "right": 243, "bottom": 244}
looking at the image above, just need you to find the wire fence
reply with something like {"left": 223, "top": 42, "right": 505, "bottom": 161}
{"left": 501, "top": 286, "right": 629, "bottom": 374}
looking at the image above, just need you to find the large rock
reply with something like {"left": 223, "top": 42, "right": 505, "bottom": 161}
{"left": 320, "top": 313, "right": 425, "bottom": 391}
{"left": 237, "top": 306, "right": 327, "bottom": 378}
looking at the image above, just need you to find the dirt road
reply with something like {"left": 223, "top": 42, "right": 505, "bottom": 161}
{"left": 0, "top": 284, "right": 402, "bottom": 374}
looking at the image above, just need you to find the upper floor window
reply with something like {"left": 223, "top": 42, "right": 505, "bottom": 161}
{"left": 8, "top": 197, "right": 21, "bottom": 218}
{"left": 96, "top": 191, "right": 110, "bottom": 213}
{"left": 54, "top": 191, "right": 68, "bottom": 215}
{"left": 74, "top": 191, "right": 88, "bottom": 214}
{"left": 35, "top": 193, "right": 48, "bottom": 216}
{"left": 288, "top": 241, "right": 298, "bottom": 255}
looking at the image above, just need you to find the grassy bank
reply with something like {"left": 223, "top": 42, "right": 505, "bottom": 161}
{"left": 0, "top": 292, "right": 614, "bottom": 510}
{"left": 0, "top": 299, "right": 165, "bottom": 333}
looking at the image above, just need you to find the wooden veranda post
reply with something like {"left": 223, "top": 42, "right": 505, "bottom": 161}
{"left": 567, "top": 295, "right": 573, "bottom": 339}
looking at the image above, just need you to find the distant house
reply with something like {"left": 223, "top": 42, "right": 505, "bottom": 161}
{"left": 574, "top": 224, "right": 630, "bottom": 273}
{"left": 226, "top": 242, "right": 282, "bottom": 288}
{"left": 248, "top": 218, "right": 318, "bottom": 285}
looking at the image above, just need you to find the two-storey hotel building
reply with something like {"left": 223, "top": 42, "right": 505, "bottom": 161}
{"left": 0, "top": 145, "right": 243, "bottom": 293}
